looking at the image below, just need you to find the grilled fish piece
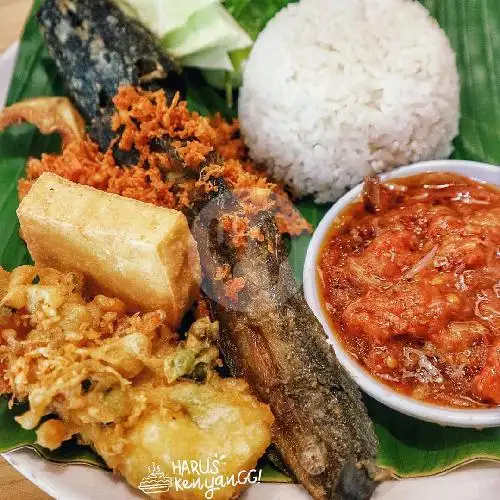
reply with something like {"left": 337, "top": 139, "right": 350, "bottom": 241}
{"left": 38, "top": 0, "right": 183, "bottom": 153}
{"left": 192, "top": 182, "right": 379, "bottom": 500}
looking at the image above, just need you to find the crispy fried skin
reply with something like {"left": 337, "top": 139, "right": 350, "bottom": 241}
{"left": 0, "top": 97, "right": 85, "bottom": 147}
{"left": 0, "top": 267, "right": 273, "bottom": 500}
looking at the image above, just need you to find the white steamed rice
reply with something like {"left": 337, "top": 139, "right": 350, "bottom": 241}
{"left": 238, "top": 0, "right": 460, "bottom": 202}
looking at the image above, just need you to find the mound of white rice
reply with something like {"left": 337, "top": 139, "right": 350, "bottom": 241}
{"left": 239, "top": 0, "right": 460, "bottom": 202}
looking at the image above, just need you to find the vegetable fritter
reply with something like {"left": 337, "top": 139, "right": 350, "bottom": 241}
{"left": 0, "top": 266, "right": 273, "bottom": 499}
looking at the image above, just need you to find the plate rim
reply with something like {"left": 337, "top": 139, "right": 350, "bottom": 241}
{"left": 0, "top": 41, "right": 19, "bottom": 108}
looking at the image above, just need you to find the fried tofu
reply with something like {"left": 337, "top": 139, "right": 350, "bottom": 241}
{"left": 17, "top": 173, "right": 200, "bottom": 327}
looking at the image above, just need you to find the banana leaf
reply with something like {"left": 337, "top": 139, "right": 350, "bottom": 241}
{"left": 0, "top": 0, "right": 500, "bottom": 485}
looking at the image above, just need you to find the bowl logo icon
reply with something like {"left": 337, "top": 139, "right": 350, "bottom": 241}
{"left": 138, "top": 463, "right": 173, "bottom": 494}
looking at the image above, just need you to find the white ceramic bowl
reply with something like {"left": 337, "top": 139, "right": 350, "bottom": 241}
{"left": 304, "top": 160, "right": 500, "bottom": 427}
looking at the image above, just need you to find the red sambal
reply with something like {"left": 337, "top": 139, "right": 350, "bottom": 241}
{"left": 318, "top": 172, "right": 500, "bottom": 408}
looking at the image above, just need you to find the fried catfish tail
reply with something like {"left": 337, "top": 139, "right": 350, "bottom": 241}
{"left": 192, "top": 183, "right": 379, "bottom": 500}
{"left": 38, "top": 0, "right": 183, "bottom": 154}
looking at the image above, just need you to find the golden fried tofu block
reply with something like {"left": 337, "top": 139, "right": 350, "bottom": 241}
{"left": 17, "top": 173, "right": 200, "bottom": 327}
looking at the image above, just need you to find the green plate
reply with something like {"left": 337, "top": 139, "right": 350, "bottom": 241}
{"left": 0, "top": 0, "right": 500, "bottom": 483}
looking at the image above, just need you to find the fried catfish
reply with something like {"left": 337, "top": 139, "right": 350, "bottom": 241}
{"left": 192, "top": 183, "right": 379, "bottom": 500}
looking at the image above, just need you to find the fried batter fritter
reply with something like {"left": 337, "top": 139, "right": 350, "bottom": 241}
{"left": 0, "top": 266, "right": 273, "bottom": 499}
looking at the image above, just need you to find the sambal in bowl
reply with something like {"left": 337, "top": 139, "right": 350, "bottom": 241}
{"left": 304, "top": 160, "right": 500, "bottom": 427}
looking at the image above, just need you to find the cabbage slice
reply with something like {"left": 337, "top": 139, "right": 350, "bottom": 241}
{"left": 180, "top": 48, "right": 234, "bottom": 71}
{"left": 116, "top": 0, "right": 218, "bottom": 37}
{"left": 163, "top": 3, "right": 252, "bottom": 59}
{"left": 202, "top": 47, "right": 251, "bottom": 90}
{"left": 116, "top": 0, "right": 254, "bottom": 95}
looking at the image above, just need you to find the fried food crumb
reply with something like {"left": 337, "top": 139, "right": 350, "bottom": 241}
{"left": 19, "top": 87, "right": 311, "bottom": 238}
{"left": 36, "top": 419, "right": 70, "bottom": 451}
{"left": 224, "top": 277, "right": 246, "bottom": 303}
